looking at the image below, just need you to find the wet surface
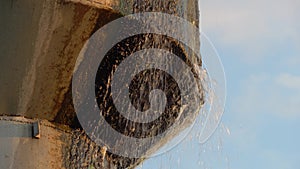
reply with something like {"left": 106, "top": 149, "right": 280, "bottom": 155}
{"left": 0, "top": 0, "right": 201, "bottom": 168}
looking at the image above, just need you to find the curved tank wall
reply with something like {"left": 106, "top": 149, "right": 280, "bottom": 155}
{"left": 0, "top": 0, "right": 201, "bottom": 168}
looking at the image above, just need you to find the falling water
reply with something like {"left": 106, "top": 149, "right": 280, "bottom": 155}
{"left": 136, "top": 0, "right": 229, "bottom": 168}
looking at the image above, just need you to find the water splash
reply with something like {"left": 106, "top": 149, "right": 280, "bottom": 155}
{"left": 136, "top": 0, "right": 228, "bottom": 168}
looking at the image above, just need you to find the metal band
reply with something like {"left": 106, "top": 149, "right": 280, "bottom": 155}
{"left": 0, "top": 116, "right": 40, "bottom": 138}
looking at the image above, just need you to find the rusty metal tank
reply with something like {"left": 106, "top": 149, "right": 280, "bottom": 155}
{"left": 0, "top": 0, "right": 201, "bottom": 168}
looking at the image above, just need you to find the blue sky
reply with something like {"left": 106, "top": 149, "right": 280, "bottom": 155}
{"left": 138, "top": 0, "right": 300, "bottom": 168}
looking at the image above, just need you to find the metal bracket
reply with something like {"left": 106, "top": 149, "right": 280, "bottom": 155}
{"left": 0, "top": 117, "right": 41, "bottom": 139}
{"left": 32, "top": 121, "right": 40, "bottom": 139}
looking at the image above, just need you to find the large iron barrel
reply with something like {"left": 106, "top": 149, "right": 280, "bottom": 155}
{"left": 0, "top": 0, "right": 201, "bottom": 168}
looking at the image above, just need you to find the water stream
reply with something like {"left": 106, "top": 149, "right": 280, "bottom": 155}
{"left": 135, "top": 0, "right": 228, "bottom": 168}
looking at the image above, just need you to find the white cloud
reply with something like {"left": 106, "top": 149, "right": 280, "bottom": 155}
{"left": 200, "top": 0, "right": 300, "bottom": 63}
{"left": 276, "top": 73, "right": 300, "bottom": 90}
{"left": 284, "top": 55, "right": 300, "bottom": 67}
{"left": 232, "top": 73, "right": 300, "bottom": 119}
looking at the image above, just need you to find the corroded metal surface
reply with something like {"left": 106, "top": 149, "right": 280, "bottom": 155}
{"left": 0, "top": 116, "right": 137, "bottom": 169}
{"left": 66, "top": 0, "right": 199, "bottom": 24}
{"left": 0, "top": 116, "right": 73, "bottom": 169}
{"left": 0, "top": 0, "right": 201, "bottom": 168}
{"left": 0, "top": 0, "right": 122, "bottom": 120}
{"left": 0, "top": 0, "right": 199, "bottom": 124}
{"left": 17, "top": 0, "right": 122, "bottom": 121}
